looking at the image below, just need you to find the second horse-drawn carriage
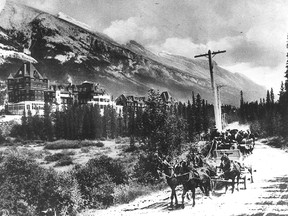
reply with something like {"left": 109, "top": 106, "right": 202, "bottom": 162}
{"left": 209, "top": 128, "right": 255, "bottom": 192}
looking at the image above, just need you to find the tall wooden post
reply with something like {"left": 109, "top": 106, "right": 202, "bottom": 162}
{"left": 195, "top": 50, "right": 226, "bottom": 131}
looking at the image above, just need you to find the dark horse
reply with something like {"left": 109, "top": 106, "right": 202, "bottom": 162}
{"left": 157, "top": 157, "right": 182, "bottom": 208}
{"left": 219, "top": 154, "right": 241, "bottom": 193}
{"left": 175, "top": 160, "right": 212, "bottom": 208}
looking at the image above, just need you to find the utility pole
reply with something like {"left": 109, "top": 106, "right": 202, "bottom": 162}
{"left": 194, "top": 50, "right": 226, "bottom": 131}
{"left": 217, "top": 85, "right": 225, "bottom": 129}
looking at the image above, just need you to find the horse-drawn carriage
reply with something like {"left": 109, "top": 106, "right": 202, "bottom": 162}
{"left": 211, "top": 128, "right": 256, "bottom": 155}
{"left": 212, "top": 149, "right": 254, "bottom": 191}
{"left": 156, "top": 128, "right": 255, "bottom": 209}
{"left": 209, "top": 128, "right": 255, "bottom": 191}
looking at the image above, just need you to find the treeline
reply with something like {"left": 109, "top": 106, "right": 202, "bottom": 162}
{"left": 239, "top": 84, "right": 288, "bottom": 139}
{"left": 238, "top": 37, "right": 288, "bottom": 139}
{"left": 9, "top": 90, "right": 215, "bottom": 145}
{"left": 10, "top": 102, "right": 118, "bottom": 141}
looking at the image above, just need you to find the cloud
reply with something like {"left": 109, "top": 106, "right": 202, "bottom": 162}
{"left": 103, "top": 17, "right": 159, "bottom": 44}
{"left": 207, "top": 36, "right": 243, "bottom": 52}
{"left": 148, "top": 36, "right": 243, "bottom": 60}
{"left": 148, "top": 37, "right": 207, "bottom": 58}
{"left": 223, "top": 62, "right": 284, "bottom": 93}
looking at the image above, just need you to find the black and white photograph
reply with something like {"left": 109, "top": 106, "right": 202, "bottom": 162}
{"left": 0, "top": 0, "right": 288, "bottom": 215}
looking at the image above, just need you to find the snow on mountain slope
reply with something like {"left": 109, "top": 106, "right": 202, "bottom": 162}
{"left": 0, "top": 47, "right": 37, "bottom": 64}
{"left": 57, "top": 12, "right": 91, "bottom": 31}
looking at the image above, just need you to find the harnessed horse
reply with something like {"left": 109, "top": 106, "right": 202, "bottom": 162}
{"left": 219, "top": 154, "right": 241, "bottom": 193}
{"left": 174, "top": 160, "right": 212, "bottom": 208}
{"left": 157, "top": 157, "right": 181, "bottom": 208}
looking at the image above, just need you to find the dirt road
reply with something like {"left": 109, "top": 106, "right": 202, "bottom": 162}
{"left": 86, "top": 140, "right": 288, "bottom": 216}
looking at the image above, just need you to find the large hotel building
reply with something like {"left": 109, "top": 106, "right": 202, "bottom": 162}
{"left": 6, "top": 62, "right": 122, "bottom": 115}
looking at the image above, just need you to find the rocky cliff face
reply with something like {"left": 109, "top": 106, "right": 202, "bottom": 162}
{"left": 0, "top": 1, "right": 266, "bottom": 106}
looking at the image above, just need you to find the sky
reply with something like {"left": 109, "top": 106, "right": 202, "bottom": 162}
{"left": 2, "top": 0, "right": 288, "bottom": 94}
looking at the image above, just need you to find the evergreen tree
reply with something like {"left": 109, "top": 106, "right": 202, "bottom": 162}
{"left": 266, "top": 90, "right": 271, "bottom": 106}
{"left": 239, "top": 91, "right": 245, "bottom": 123}
{"left": 141, "top": 89, "right": 167, "bottom": 153}
{"left": 177, "top": 102, "right": 183, "bottom": 118}
{"left": 26, "top": 110, "right": 34, "bottom": 140}
{"left": 92, "top": 105, "right": 103, "bottom": 139}
{"left": 202, "top": 99, "right": 209, "bottom": 133}
{"left": 21, "top": 110, "right": 27, "bottom": 139}
{"left": 195, "top": 93, "right": 202, "bottom": 134}
{"left": 43, "top": 102, "right": 53, "bottom": 141}
{"left": 110, "top": 106, "right": 117, "bottom": 139}
{"left": 187, "top": 100, "right": 195, "bottom": 141}
{"left": 102, "top": 106, "right": 112, "bottom": 139}
{"left": 116, "top": 113, "right": 124, "bottom": 137}
{"left": 82, "top": 105, "right": 92, "bottom": 139}
{"left": 122, "top": 106, "right": 128, "bottom": 136}
{"left": 135, "top": 108, "right": 143, "bottom": 143}
{"left": 127, "top": 106, "right": 135, "bottom": 144}
{"left": 54, "top": 109, "right": 64, "bottom": 140}
{"left": 270, "top": 88, "right": 274, "bottom": 104}
{"left": 31, "top": 114, "right": 44, "bottom": 140}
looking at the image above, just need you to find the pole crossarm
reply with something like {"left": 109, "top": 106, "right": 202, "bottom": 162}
{"left": 194, "top": 53, "right": 208, "bottom": 58}
{"left": 194, "top": 50, "right": 226, "bottom": 59}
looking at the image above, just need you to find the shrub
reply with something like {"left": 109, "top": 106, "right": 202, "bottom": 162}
{"left": 45, "top": 153, "right": 65, "bottom": 162}
{"left": 124, "top": 144, "right": 138, "bottom": 152}
{"left": 133, "top": 153, "right": 160, "bottom": 185}
{"left": 73, "top": 164, "right": 114, "bottom": 208}
{"left": 45, "top": 140, "right": 80, "bottom": 150}
{"left": 44, "top": 140, "right": 102, "bottom": 150}
{"left": 115, "top": 138, "right": 121, "bottom": 144}
{"left": 34, "top": 140, "right": 45, "bottom": 144}
{"left": 266, "top": 137, "right": 286, "bottom": 148}
{"left": 95, "top": 142, "right": 104, "bottom": 147}
{"left": 0, "top": 153, "right": 84, "bottom": 215}
{"left": 115, "top": 137, "right": 130, "bottom": 144}
{"left": 73, "top": 156, "right": 127, "bottom": 208}
{"left": 9, "top": 124, "right": 25, "bottom": 139}
{"left": 81, "top": 140, "right": 97, "bottom": 147}
{"left": 0, "top": 153, "right": 47, "bottom": 215}
{"left": 45, "top": 151, "right": 74, "bottom": 166}
{"left": 57, "top": 171, "right": 84, "bottom": 215}
{"left": 55, "top": 155, "right": 73, "bottom": 167}
{"left": 90, "top": 182, "right": 115, "bottom": 208}
{"left": 81, "top": 147, "right": 90, "bottom": 153}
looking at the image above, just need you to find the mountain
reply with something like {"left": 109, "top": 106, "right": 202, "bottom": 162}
{"left": 0, "top": 1, "right": 266, "bottom": 106}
